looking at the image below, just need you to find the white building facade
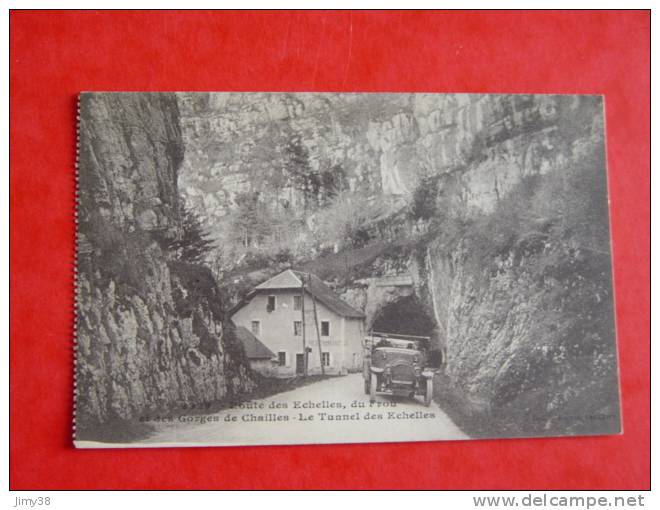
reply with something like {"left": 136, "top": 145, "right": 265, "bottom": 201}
{"left": 231, "top": 270, "right": 365, "bottom": 376}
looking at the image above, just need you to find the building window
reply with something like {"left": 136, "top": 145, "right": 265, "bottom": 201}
{"left": 293, "top": 295, "right": 302, "bottom": 311}
{"left": 321, "top": 321, "right": 330, "bottom": 336}
{"left": 267, "top": 295, "right": 276, "bottom": 312}
{"left": 294, "top": 321, "right": 303, "bottom": 336}
{"left": 250, "top": 320, "right": 260, "bottom": 336}
{"left": 277, "top": 352, "right": 286, "bottom": 366}
{"left": 322, "top": 352, "right": 330, "bottom": 367}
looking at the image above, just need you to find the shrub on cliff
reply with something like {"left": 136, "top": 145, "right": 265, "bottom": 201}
{"left": 162, "top": 200, "right": 216, "bottom": 264}
{"left": 410, "top": 175, "right": 440, "bottom": 221}
{"left": 312, "top": 191, "right": 387, "bottom": 250}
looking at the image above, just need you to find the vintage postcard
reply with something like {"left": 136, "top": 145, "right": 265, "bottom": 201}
{"left": 74, "top": 92, "right": 620, "bottom": 448}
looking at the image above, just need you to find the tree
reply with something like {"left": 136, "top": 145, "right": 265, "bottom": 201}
{"left": 230, "top": 191, "right": 265, "bottom": 249}
{"left": 167, "top": 202, "right": 216, "bottom": 264}
{"left": 208, "top": 246, "right": 226, "bottom": 279}
{"left": 313, "top": 192, "right": 386, "bottom": 249}
{"left": 410, "top": 176, "right": 439, "bottom": 221}
{"left": 284, "top": 135, "right": 317, "bottom": 208}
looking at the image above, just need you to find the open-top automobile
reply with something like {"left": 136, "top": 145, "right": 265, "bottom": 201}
{"left": 363, "top": 332, "right": 440, "bottom": 407}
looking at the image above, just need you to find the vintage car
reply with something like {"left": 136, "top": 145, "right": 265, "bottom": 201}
{"left": 362, "top": 332, "right": 440, "bottom": 407}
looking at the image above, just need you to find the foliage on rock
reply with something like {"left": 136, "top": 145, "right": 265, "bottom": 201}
{"left": 76, "top": 93, "right": 255, "bottom": 437}
{"left": 163, "top": 200, "right": 216, "bottom": 264}
{"left": 421, "top": 121, "right": 619, "bottom": 437}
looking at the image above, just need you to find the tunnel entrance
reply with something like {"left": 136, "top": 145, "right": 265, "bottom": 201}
{"left": 370, "top": 294, "right": 435, "bottom": 338}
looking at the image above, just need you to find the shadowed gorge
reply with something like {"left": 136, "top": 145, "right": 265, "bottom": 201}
{"left": 178, "top": 93, "right": 620, "bottom": 438}
{"left": 76, "top": 93, "right": 255, "bottom": 437}
{"left": 75, "top": 92, "right": 619, "bottom": 442}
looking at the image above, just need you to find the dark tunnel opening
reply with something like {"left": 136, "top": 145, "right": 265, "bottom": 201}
{"left": 370, "top": 294, "right": 435, "bottom": 338}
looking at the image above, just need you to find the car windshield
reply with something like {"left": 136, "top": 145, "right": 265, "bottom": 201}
{"left": 374, "top": 337, "right": 420, "bottom": 350}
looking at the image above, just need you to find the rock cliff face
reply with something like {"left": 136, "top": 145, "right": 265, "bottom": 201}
{"left": 179, "top": 94, "right": 562, "bottom": 207}
{"left": 413, "top": 100, "right": 619, "bottom": 436}
{"left": 178, "top": 93, "right": 568, "bottom": 259}
{"left": 76, "top": 93, "right": 254, "bottom": 433}
{"left": 179, "top": 92, "right": 619, "bottom": 437}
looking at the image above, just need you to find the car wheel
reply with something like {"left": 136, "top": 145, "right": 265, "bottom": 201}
{"left": 423, "top": 378, "right": 433, "bottom": 407}
{"left": 369, "top": 373, "right": 377, "bottom": 404}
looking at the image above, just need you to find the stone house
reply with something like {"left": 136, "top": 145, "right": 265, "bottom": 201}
{"left": 231, "top": 270, "right": 366, "bottom": 376}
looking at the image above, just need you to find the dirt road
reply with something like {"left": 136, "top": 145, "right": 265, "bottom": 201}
{"left": 128, "top": 373, "right": 467, "bottom": 447}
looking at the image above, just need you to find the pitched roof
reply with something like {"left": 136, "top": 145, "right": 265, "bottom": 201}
{"left": 298, "top": 271, "right": 365, "bottom": 319}
{"left": 234, "top": 325, "right": 276, "bottom": 360}
{"left": 248, "top": 269, "right": 364, "bottom": 319}
{"left": 254, "top": 269, "right": 302, "bottom": 290}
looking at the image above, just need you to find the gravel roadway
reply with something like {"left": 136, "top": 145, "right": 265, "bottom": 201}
{"left": 127, "top": 373, "right": 469, "bottom": 447}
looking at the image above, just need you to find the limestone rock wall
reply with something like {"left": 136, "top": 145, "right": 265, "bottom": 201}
{"left": 178, "top": 93, "right": 564, "bottom": 226}
{"left": 171, "top": 92, "right": 618, "bottom": 438}
{"left": 424, "top": 232, "right": 619, "bottom": 437}
{"left": 327, "top": 95, "right": 619, "bottom": 437}
{"left": 419, "top": 115, "right": 620, "bottom": 437}
{"left": 76, "top": 93, "right": 254, "bottom": 430}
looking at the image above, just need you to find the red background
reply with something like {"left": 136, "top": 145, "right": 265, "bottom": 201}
{"left": 9, "top": 10, "right": 650, "bottom": 490}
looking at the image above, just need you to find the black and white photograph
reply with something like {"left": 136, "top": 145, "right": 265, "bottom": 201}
{"left": 74, "top": 91, "right": 621, "bottom": 448}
